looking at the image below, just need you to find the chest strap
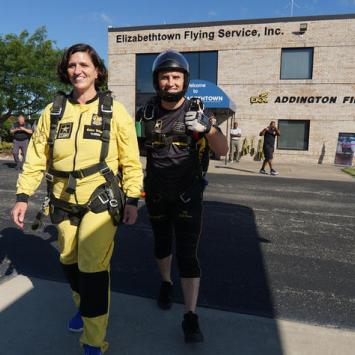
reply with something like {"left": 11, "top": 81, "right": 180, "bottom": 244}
{"left": 149, "top": 132, "right": 194, "bottom": 147}
{"left": 46, "top": 162, "right": 110, "bottom": 194}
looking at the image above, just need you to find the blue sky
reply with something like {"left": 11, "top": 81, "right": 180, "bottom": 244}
{"left": 2, "top": 0, "right": 355, "bottom": 61}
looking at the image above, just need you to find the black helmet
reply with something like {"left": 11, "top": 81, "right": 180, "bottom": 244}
{"left": 152, "top": 50, "right": 190, "bottom": 102}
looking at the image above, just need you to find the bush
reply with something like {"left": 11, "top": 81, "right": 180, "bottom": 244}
{"left": 0, "top": 116, "right": 16, "bottom": 142}
{"left": 0, "top": 142, "right": 13, "bottom": 154}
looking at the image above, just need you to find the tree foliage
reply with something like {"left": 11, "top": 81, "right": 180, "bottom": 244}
{"left": 0, "top": 27, "right": 66, "bottom": 125}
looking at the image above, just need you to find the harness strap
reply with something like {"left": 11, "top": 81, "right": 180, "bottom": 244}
{"left": 143, "top": 97, "right": 198, "bottom": 150}
{"left": 54, "top": 91, "right": 113, "bottom": 195}
{"left": 47, "top": 92, "right": 67, "bottom": 196}
{"left": 100, "top": 168, "right": 126, "bottom": 225}
{"left": 46, "top": 161, "right": 108, "bottom": 180}
{"left": 33, "top": 91, "right": 125, "bottom": 229}
{"left": 143, "top": 97, "right": 208, "bottom": 189}
{"left": 48, "top": 92, "right": 67, "bottom": 156}
{"left": 150, "top": 132, "right": 194, "bottom": 147}
{"left": 98, "top": 92, "right": 113, "bottom": 163}
{"left": 50, "top": 196, "right": 88, "bottom": 214}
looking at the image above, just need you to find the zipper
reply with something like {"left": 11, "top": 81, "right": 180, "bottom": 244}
{"left": 72, "top": 113, "right": 83, "bottom": 204}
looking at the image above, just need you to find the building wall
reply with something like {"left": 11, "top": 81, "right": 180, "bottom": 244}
{"left": 108, "top": 15, "right": 355, "bottom": 164}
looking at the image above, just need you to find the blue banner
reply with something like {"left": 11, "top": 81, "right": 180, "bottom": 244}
{"left": 186, "top": 79, "right": 236, "bottom": 112}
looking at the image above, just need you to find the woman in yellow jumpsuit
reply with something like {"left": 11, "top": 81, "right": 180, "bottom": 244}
{"left": 11, "top": 43, "right": 143, "bottom": 355}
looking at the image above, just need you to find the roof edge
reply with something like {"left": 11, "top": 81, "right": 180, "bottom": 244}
{"left": 108, "top": 13, "right": 355, "bottom": 32}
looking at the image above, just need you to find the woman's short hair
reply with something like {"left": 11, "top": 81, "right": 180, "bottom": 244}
{"left": 57, "top": 43, "right": 107, "bottom": 88}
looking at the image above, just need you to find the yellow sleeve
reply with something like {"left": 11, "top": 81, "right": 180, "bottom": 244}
{"left": 113, "top": 101, "right": 143, "bottom": 198}
{"left": 16, "top": 104, "right": 51, "bottom": 197}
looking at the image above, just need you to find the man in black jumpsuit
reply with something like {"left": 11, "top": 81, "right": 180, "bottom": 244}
{"left": 141, "top": 50, "right": 228, "bottom": 343}
{"left": 259, "top": 120, "right": 280, "bottom": 175}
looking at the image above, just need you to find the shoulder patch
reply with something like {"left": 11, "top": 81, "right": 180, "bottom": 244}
{"left": 91, "top": 114, "right": 102, "bottom": 126}
{"left": 56, "top": 123, "right": 73, "bottom": 139}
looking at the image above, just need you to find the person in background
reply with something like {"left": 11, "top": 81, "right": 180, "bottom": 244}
{"left": 229, "top": 121, "right": 242, "bottom": 162}
{"left": 10, "top": 113, "right": 33, "bottom": 170}
{"left": 259, "top": 120, "right": 280, "bottom": 175}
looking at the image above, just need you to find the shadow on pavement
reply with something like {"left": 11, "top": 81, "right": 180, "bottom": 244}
{"left": 0, "top": 200, "right": 284, "bottom": 354}
{"left": 112, "top": 200, "right": 284, "bottom": 354}
{"left": 214, "top": 164, "right": 258, "bottom": 174}
{"left": 0, "top": 226, "right": 63, "bottom": 283}
{"left": 2, "top": 162, "right": 17, "bottom": 169}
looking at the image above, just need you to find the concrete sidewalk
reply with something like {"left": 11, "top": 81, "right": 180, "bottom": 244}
{"left": 1, "top": 275, "right": 355, "bottom": 355}
{"left": 139, "top": 155, "right": 354, "bottom": 182}
{"left": 209, "top": 159, "right": 354, "bottom": 182}
{"left": 1, "top": 154, "right": 353, "bottom": 182}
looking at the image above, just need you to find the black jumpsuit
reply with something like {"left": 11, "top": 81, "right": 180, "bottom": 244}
{"left": 144, "top": 100, "right": 204, "bottom": 278}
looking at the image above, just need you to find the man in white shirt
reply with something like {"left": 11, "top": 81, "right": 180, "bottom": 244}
{"left": 229, "top": 122, "right": 242, "bottom": 162}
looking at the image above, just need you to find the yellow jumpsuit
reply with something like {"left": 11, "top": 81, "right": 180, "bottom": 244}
{"left": 16, "top": 95, "right": 143, "bottom": 352}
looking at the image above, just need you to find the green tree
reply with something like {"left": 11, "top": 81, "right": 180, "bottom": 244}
{"left": 0, "top": 116, "right": 16, "bottom": 143}
{"left": 0, "top": 27, "right": 66, "bottom": 126}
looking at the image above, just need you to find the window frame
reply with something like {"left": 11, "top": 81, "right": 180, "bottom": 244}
{"left": 280, "top": 47, "right": 314, "bottom": 80}
{"left": 135, "top": 50, "right": 218, "bottom": 94}
{"left": 277, "top": 119, "right": 310, "bottom": 151}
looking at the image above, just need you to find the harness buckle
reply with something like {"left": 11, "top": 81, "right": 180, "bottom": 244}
{"left": 45, "top": 173, "right": 54, "bottom": 182}
{"left": 143, "top": 103, "right": 154, "bottom": 120}
{"left": 179, "top": 192, "right": 191, "bottom": 203}
{"left": 100, "top": 166, "right": 111, "bottom": 176}
{"left": 50, "top": 107, "right": 62, "bottom": 116}
{"left": 98, "top": 193, "right": 109, "bottom": 205}
{"left": 101, "top": 104, "right": 112, "bottom": 114}
{"left": 71, "top": 170, "right": 85, "bottom": 179}
{"left": 109, "top": 199, "right": 118, "bottom": 208}
{"left": 41, "top": 196, "right": 51, "bottom": 211}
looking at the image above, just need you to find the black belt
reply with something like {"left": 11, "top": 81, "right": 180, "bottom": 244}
{"left": 150, "top": 133, "right": 194, "bottom": 146}
{"left": 46, "top": 162, "right": 108, "bottom": 180}
{"left": 45, "top": 162, "right": 111, "bottom": 194}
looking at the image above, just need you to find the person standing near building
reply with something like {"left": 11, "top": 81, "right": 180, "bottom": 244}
{"left": 10, "top": 113, "right": 33, "bottom": 170}
{"left": 140, "top": 50, "right": 228, "bottom": 343}
{"left": 259, "top": 120, "right": 280, "bottom": 175}
{"left": 229, "top": 121, "right": 242, "bottom": 162}
{"left": 11, "top": 43, "right": 143, "bottom": 355}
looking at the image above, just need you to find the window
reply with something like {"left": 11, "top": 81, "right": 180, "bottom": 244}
{"left": 136, "top": 51, "right": 218, "bottom": 111}
{"left": 136, "top": 54, "right": 157, "bottom": 94}
{"left": 277, "top": 120, "right": 310, "bottom": 150}
{"left": 183, "top": 51, "right": 217, "bottom": 84}
{"left": 280, "top": 48, "right": 313, "bottom": 80}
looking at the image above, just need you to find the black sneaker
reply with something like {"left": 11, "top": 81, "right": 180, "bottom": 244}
{"left": 270, "top": 169, "right": 279, "bottom": 176}
{"left": 259, "top": 168, "right": 268, "bottom": 174}
{"left": 182, "top": 311, "right": 204, "bottom": 343}
{"left": 157, "top": 281, "right": 173, "bottom": 310}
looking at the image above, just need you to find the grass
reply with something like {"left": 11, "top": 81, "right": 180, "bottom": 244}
{"left": 0, "top": 142, "right": 12, "bottom": 154}
{"left": 342, "top": 167, "right": 355, "bottom": 177}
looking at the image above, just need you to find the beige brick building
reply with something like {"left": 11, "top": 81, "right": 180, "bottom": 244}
{"left": 108, "top": 14, "right": 355, "bottom": 165}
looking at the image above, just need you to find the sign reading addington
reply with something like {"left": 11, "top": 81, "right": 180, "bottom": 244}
{"left": 274, "top": 96, "right": 355, "bottom": 104}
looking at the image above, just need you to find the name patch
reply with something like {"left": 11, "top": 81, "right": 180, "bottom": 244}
{"left": 83, "top": 125, "right": 103, "bottom": 140}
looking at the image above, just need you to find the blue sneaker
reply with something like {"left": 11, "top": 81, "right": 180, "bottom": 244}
{"left": 68, "top": 310, "right": 83, "bottom": 332}
{"left": 83, "top": 344, "right": 102, "bottom": 355}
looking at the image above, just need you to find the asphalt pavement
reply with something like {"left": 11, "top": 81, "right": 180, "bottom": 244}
{"left": 0, "top": 157, "right": 354, "bottom": 354}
